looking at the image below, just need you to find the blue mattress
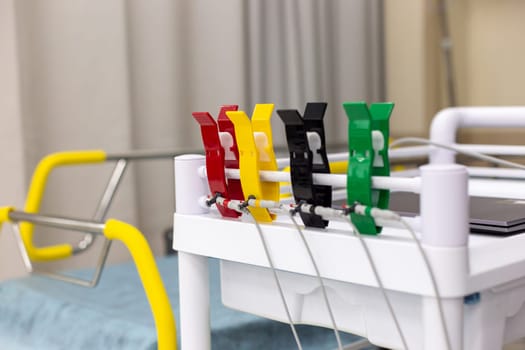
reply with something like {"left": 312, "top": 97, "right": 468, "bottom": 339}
{"left": 0, "top": 256, "right": 367, "bottom": 349}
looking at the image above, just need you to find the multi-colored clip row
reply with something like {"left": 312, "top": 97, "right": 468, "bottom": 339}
{"left": 193, "top": 101, "right": 394, "bottom": 235}
{"left": 193, "top": 104, "right": 279, "bottom": 222}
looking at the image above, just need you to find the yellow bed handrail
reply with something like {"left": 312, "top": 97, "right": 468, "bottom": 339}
{"left": 20, "top": 149, "right": 186, "bottom": 263}
{"left": 21, "top": 150, "right": 107, "bottom": 261}
{"left": 103, "top": 219, "right": 177, "bottom": 350}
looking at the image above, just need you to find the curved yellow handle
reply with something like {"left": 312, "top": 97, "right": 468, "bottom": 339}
{"left": 103, "top": 219, "right": 177, "bottom": 350}
{"left": 21, "top": 150, "right": 107, "bottom": 261}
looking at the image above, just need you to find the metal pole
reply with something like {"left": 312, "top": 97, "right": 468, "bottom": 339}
{"left": 75, "top": 159, "right": 128, "bottom": 253}
{"left": 437, "top": 0, "right": 457, "bottom": 106}
{"left": 106, "top": 149, "right": 198, "bottom": 161}
{"left": 7, "top": 210, "right": 108, "bottom": 287}
{"left": 8, "top": 211, "right": 105, "bottom": 234}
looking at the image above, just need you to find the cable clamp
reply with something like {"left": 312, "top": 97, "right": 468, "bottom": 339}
{"left": 205, "top": 192, "right": 221, "bottom": 207}
{"left": 342, "top": 202, "right": 358, "bottom": 216}
{"left": 290, "top": 200, "right": 306, "bottom": 216}
{"left": 239, "top": 195, "right": 256, "bottom": 211}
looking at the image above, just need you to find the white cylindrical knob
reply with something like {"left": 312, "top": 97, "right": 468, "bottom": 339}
{"left": 175, "top": 154, "right": 209, "bottom": 215}
{"left": 420, "top": 164, "right": 469, "bottom": 247}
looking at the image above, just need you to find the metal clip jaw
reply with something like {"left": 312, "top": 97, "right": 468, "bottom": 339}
{"left": 226, "top": 104, "right": 279, "bottom": 222}
{"left": 343, "top": 101, "right": 394, "bottom": 234}
{"left": 192, "top": 106, "right": 243, "bottom": 218}
{"left": 277, "top": 103, "right": 331, "bottom": 228}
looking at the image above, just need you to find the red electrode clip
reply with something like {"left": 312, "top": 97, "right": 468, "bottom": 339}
{"left": 192, "top": 106, "right": 244, "bottom": 218}
{"left": 217, "top": 106, "right": 244, "bottom": 201}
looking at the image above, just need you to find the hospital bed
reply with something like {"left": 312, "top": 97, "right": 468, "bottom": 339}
{"left": 174, "top": 106, "right": 525, "bottom": 350}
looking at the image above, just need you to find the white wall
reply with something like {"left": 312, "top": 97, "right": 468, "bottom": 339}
{"left": 450, "top": 0, "right": 525, "bottom": 106}
{"left": 13, "top": 0, "right": 140, "bottom": 272}
{"left": 0, "top": 0, "right": 29, "bottom": 280}
{"left": 385, "top": 0, "right": 525, "bottom": 138}
{"left": 125, "top": 0, "right": 247, "bottom": 255}
{"left": 449, "top": 0, "right": 525, "bottom": 145}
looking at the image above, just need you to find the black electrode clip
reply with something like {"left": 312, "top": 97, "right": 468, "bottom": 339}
{"left": 277, "top": 102, "right": 332, "bottom": 228}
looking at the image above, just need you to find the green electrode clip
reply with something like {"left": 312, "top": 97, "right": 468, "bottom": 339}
{"left": 343, "top": 101, "right": 394, "bottom": 235}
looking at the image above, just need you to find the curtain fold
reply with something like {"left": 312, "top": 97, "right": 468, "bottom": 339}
{"left": 244, "top": 0, "right": 383, "bottom": 147}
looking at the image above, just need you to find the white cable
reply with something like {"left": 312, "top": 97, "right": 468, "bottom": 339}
{"left": 288, "top": 213, "right": 344, "bottom": 350}
{"left": 398, "top": 216, "right": 451, "bottom": 350}
{"left": 390, "top": 137, "right": 525, "bottom": 171}
{"left": 215, "top": 194, "right": 450, "bottom": 349}
{"left": 343, "top": 217, "right": 410, "bottom": 350}
{"left": 244, "top": 208, "right": 303, "bottom": 350}
{"left": 219, "top": 197, "right": 343, "bottom": 349}
{"left": 366, "top": 207, "right": 452, "bottom": 350}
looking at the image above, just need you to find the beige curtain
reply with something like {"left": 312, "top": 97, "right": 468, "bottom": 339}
{"left": 0, "top": 0, "right": 383, "bottom": 278}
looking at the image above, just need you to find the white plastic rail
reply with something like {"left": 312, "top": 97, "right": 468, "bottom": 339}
{"left": 430, "top": 107, "right": 525, "bottom": 164}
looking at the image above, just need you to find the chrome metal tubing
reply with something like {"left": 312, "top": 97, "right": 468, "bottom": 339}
{"left": 9, "top": 210, "right": 107, "bottom": 287}
{"left": 437, "top": 0, "right": 457, "bottom": 106}
{"left": 74, "top": 159, "right": 128, "bottom": 254}
{"left": 106, "top": 149, "right": 199, "bottom": 161}
{"left": 69, "top": 159, "right": 130, "bottom": 286}
{"left": 8, "top": 211, "right": 105, "bottom": 234}
{"left": 93, "top": 159, "right": 128, "bottom": 220}
{"left": 12, "top": 224, "right": 33, "bottom": 273}
{"left": 13, "top": 224, "right": 97, "bottom": 288}
{"left": 35, "top": 270, "right": 99, "bottom": 287}
{"left": 84, "top": 239, "right": 113, "bottom": 287}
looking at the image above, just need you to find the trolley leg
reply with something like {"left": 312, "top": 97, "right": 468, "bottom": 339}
{"left": 423, "top": 297, "right": 464, "bottom": 350}
{"left": 420, "top": 164, "right": 469, "bottom": 350}
{"left": 179, "top": 252, "right": 210, "bottom": 350}
{"left": 174, "top": 155, "right": 210, "bottom": 349}
{"left": 475, "top": 321, "right": 505, "bottom": 350}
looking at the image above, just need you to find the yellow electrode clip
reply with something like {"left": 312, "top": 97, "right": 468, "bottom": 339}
{"left": 226, "top": 104, "right": 279, "bottom": 222}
